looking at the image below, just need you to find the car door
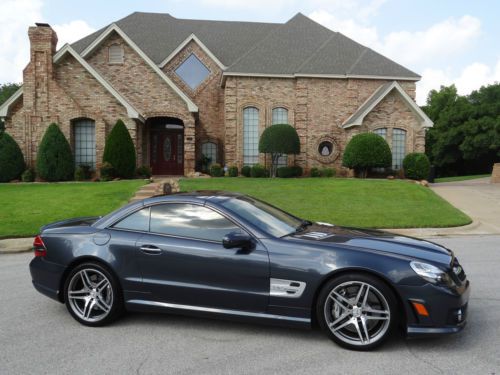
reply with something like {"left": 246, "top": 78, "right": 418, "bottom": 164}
{"left": 136, "top": 203, "right": 270, "bottom": 312}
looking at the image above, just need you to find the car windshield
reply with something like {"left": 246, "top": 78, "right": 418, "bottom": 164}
{"left": 220, "top": 195, "right": 303, "bottom": 237}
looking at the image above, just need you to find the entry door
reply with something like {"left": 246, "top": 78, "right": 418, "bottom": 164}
{"left": 150, "top": 130, "right": 184, "bottom": 175}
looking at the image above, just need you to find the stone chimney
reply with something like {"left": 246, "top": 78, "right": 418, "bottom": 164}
{"left": 23, "top": 23, "right": 58, "bottom": 113}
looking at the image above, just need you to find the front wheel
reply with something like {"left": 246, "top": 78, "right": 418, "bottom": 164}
{"left": 316, "top": 273, "right": 398, "bottom": 350}
{"left": 64, "top": 262, "right": 123, "bottom": 326}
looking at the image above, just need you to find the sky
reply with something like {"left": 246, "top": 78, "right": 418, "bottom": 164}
{"left": 1, "top": 0, "right": 499, "bottom": 104}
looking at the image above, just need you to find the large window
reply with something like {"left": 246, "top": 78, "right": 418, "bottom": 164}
{"left": 175, "top": 53, "right": 210, "bottom": 90}
{"left": 373, "top": 128, "right": 387, "bottom": 140}
{"left": 243, "top": 107, "right": 259, "bottom": 166}
{"left": 73, "top": 119, "right": 96, "bottom": 169}
{"left": 271, "top": 107, "right": 289, "bottom": 167}
{"left": 392, "top": 128, "right": 407, "bottom": 170}
{"left": 113, "top": 207, "right": 150, "bottom": 232}
{"left": 201, "top": 142, "right": 217, "bottom": 167}
{"left": 108, "top": 44, "right": 124, "bottom": 64}
{"left": 150, "top": 204, "right": 240, "bottom": 242}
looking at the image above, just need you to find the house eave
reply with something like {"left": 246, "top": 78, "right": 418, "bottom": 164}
{"left": 222, "top": 72, "right": 420, "bottom": 81}
{"left": 0, "top": 87, "right": 23, "bottom": 117}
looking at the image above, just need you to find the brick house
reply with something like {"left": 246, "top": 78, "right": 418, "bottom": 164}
{"left": 0, "top": 12, "right": 432, "bottom": 176}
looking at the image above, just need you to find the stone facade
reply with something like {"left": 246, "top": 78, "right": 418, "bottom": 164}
{"left": 2, "top": 24, "right": 427, "bottom": 176}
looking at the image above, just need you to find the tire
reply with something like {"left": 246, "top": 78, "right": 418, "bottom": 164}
{"left": 316, "top": 273, "right": 398, "bottom": 350}
{"left": 64, "top": 262, "right": 124, "bottom": 327}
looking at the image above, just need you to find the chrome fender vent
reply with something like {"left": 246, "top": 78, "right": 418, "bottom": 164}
{"left": 270, "top": 278, "right": 306, "bottom": 298}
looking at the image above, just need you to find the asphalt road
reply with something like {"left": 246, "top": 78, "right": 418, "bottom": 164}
{"left": 1, "top": 235, "right": 499, "bottom": 375}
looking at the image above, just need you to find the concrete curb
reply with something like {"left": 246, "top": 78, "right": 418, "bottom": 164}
{"left": 386, "top": 219, "right": 497, "bottom": 238}
{"left": 0, "top": 237, "right": 34, "bottom": 254}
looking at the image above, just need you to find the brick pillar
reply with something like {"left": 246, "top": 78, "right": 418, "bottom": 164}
{"left": 224, "top": 78, "right": 238, "bottom": 167}
{"left": 295, "top": 78, "right": 308, "bottom": 170}
{"left": 184, "top": 115, "right": 196, "bottom": 175}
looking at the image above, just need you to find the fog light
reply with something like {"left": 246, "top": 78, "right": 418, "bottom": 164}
{"left": 456, "top": 309, "right": 463, "bottom": 322}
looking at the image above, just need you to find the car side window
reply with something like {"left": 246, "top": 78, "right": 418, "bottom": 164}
{"left": 150, "top": 203, "right": 241, "bottom": 242}
{"left": 113, "top": 207, "right": 150, "bottom": 232}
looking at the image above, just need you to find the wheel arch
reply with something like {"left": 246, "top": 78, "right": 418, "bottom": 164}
{"left": 58, "top": 256, "right": 121, "bottom": 303}
{"left": 310, "top": 267, "right": 407, "bottom": 328}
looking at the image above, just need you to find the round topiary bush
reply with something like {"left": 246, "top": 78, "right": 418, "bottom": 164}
{"left": 250, "top": 164, "right": 267, "bottom": 177}
{"left": 0, "top": 131, "right": 25, "bottom": 182}
{"left": 209, "top": 163, "right": 224, "bottom": 177}
{"left": 403, "top": 152, "right": 430, "bottom": 180}
{"left": 103, "top": 119, "right": 136, "bottom": 179}
{"left": 241, "top": 165, "right": 251, "bottom": 177}
{"left": 227, "top": 165, "right": 238, "bottom": 177}
{"left": 36, "top": 123, "right": 74, "bottom": 181}
{"left": 259, "top": 124, "right": 300, "bottom": 177}
{"left": 342, "top": 133, "right": 392, "bottom": 178}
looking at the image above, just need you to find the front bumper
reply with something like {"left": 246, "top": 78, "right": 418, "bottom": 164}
{"left": 399, "top": 279, "right": 470, "bottom": 338}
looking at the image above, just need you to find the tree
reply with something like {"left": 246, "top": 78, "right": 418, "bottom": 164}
{"left": 0, "top": 131, "right": 25, "bottom": 182}
{"left": 0, "top": 83, "right": 21, "bottom": 131}
{"left": 342, "top": 133, "right": 392, "bottom": 178}
{"left": 403, "top": 153, "right": 430, "bottom": 180}
{"left": 259, "top": 124, "right": 300, "bottom": 177}
{"left": 36, "top": 123, "right": 74, "bottom": 181}
{"left": 103, "top": 119, "right": 136, "bottom": 178}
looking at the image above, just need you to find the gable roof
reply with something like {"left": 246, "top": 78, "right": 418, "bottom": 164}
{"left": 71, "top": 12, "right": 420, "bottom": 81}
{"left": 0, "top": 87, "right": 23, "bottom": 117}
{"left": 342, "top": 81, "right": 433, "bottom": 128}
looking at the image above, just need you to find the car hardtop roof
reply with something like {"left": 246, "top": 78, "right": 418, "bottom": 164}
{"left": 143, "top": 190, "right": 245, "bottom": 204}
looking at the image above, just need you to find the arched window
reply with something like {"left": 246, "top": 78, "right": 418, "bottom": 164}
{"left": 373, "top": 128, "right": 387, "bottom": 140}
{"left": 73, "top": 119, "right": 96, "bottom": 169}
{"left": 392, "top": 128, "right": 407, "bottom": 170}
{"left": 243, "top": 107, "right": 259, "bottom": 165}
{"left": 108, "top": 44, "right": 124, "bottom": 64}
{"left": 272, "top": 107, "right": 288, "bottom": 125}
{"left": 201, "top": 142, "right": 217, "bottom": 167}
{"left": 271, "top": 107, "right": 289, "bottom": 167}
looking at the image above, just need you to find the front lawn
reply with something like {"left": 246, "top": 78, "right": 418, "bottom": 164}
{"left": 434, "top": 174, "right": 491, "bottom": 183}
{"left": 0, "top": 180, "right": 145, "bottom": 238}
{"left": 180, "top": 178, "right": 471, "bottom": 229}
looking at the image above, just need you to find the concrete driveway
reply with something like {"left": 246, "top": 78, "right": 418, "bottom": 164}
{"left": 1, "top": 235, "right": 499, "bottom": 375}
{"left": 430, "top": 178, "right": 500, "bottom": 234}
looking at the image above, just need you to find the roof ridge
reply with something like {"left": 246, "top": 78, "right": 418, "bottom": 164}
{"left": 346, "top": 47, "right": 368, "bottom": 75}
{"left": 295, "top": 33, "right": 337, "bottom": 73}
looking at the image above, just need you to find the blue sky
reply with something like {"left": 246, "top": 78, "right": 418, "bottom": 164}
{"left": 1, "top": 0, "right": 499, "bottom": 104}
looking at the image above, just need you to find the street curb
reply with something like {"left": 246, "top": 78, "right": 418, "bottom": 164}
{"left": 0, "top": 237, "right": 34, "bottom": 254}
{"left": 386, "top": 219, "right": 493, "bottom": 238}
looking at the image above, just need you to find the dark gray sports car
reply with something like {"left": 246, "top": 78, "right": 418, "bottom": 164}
{"left": 30, "top": 191, "right": 470, "bottom": 350}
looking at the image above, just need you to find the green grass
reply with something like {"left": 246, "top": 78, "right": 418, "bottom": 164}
{"left": 434, "top": 174, "right": 491, "bottom": 183}
{"left": 0, "top": 180, "right": 145, "bottom": 238}
{"left": 180, "top": 178, "right": 471, "bottom": 229}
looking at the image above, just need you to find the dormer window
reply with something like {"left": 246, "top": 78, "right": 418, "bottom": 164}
{"left": 108, "top": 44, "right": 124, "bottom": 64}
{"left": 175, "top": 53, "right": 210, "bottom": 90}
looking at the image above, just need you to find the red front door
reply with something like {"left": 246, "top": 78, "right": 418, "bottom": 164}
{"left": 150, "top": 129, "right": 184, "bottom": 175}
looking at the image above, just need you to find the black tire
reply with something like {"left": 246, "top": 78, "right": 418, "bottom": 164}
{"left": 316, "top": 273, "right": 398, "bottom": 350}
{"left": 64, "top": 262, "right": 124, "bottom": 327}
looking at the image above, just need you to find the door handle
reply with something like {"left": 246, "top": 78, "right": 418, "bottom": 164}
{"left": 139, "top": 245, "right": 162, "bottom": 255}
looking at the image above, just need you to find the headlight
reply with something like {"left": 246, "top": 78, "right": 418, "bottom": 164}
{"left": 410, "top": 261, "right": 455, "bottom": 287}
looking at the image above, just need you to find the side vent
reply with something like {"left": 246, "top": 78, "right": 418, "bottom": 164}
{"left": 270, "top": 278, "right": 306, "bottom": 298}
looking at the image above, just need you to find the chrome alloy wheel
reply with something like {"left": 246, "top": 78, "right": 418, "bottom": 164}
{"left": 67, "top": 268, "right": 114, "bottom": 323}
{"left": 324, "top": 281, "right": 391, "bottom": 347}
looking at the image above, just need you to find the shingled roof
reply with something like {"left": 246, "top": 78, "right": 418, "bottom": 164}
{"left": 72, "top": 12, "right": 420, "bottom": 80}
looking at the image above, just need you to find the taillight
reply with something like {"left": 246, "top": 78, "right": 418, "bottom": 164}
{"left": 33, "top": 235, "right": 47, "bottom": 257}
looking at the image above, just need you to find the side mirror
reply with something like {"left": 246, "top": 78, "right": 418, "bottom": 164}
{"left": 222, "top": 231, "right": 252, "bottom": 250}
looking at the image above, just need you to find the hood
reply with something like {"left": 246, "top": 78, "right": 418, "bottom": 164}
{"left": 288, "top": 222, "right": 453, "bottom": 265}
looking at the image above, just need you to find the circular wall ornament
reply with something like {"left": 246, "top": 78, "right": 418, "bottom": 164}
{"left": 314, "top": 136, "right": 340, "bottom": 164}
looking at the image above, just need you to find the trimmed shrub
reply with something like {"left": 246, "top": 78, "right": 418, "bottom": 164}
{"left": 277, "top": 165, "right": 303, "bottom": 178}
{"left": 103, "top": 119, "right": 136, "bottom": 179}
{"left": 21, "top": 168, "right": 35, "bottom": 182}
{"left": 0, "top": 131, "right": 25, "bottom": 182}
{"left": 342, "top": 133, "right": 392, "bottom": 178}
{"left": 227, "top": 165, "right": 238, "bottom": 177}
{"left": 259, "top": 124, "right": 300, "bottom": 177}
{"left": 403, "top": 152, "right": 431, "bottom": 180}
{"left": 209, "top": 163, "right": 224, "bottom": 177}
{"left": 241, "top": 165, "right": 251, "bottom": 177}
{"left": 100, "top": 162, "right": 114, "bottom": 181}
{"left": 136, "top": 165, "right": 152, "bottom": 178}
{"left": 36, "top": 123, "right": 74, "bottom": 181}
{"left": 250, "top": 164, "right": 267, "bottom": 178}
{"left": 74, "top": 165, "right": 91, "bottom": 181}
{"left": 321, "top": 168, "right": 336, "bottom": 177}
{"left": 310, "top": 167, "right": 321, "bottom": 177}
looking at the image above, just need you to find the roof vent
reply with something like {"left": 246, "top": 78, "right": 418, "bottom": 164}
{"left": 35, "top": 22, "right": 51, "bottom": 27}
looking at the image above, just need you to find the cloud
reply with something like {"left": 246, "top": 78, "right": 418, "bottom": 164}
{"left": 0, "top": 0, "right": 95, "bottom": 83}
{"left": 199, "top": 0, "right": 289, "bottom": 11}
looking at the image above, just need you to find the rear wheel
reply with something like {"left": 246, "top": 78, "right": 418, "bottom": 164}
{"left": 316, "top": 273, "right": 398, "bottom": 350}
{"left": 64, "top": 262, "right": 123, "bottom": 326}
